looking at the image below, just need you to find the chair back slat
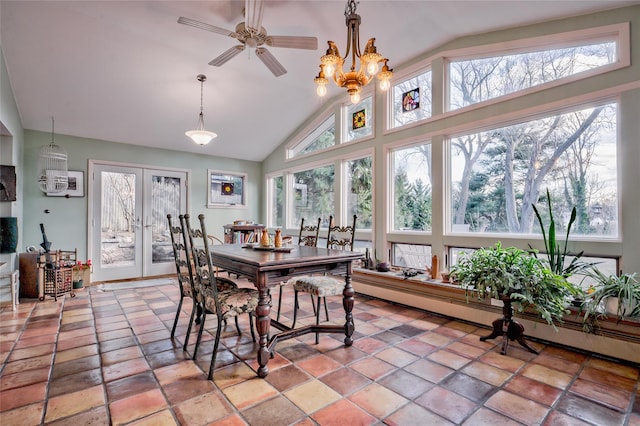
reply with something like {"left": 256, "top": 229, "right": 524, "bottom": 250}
{"left": 298, "top": 217, "right": 321, "bottom": 247}
{"left": 184, "top": 214, "right": 223, "bottom": 313}
{"left": 326, "top": 215, "right": 357, "bottom": 251}
{"left": 167, "top": 214, "right": 195, "bottom": 298}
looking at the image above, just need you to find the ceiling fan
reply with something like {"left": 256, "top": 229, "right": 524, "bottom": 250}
{"left": 178, "top": 0, "right": 318, "bottom": 77}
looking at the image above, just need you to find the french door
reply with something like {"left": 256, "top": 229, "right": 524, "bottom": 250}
{"left": 89, "top": 162, "right": 188, "bottom": 282}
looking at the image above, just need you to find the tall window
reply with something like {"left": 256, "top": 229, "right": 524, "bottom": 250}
{"left": 287, "top": 115, "right": 335, "bottom": 158}
{"left": 390, "top": 69, "right": 432, "bottom": 129}
{"left": 292, "top": 165, "right": 335, "bottom": 228}
{"left": 345, "top": 156, "right": 373, "bottom": 229}
{"left": 450, "top": 102, "right": 617, "bottom": 236}
{"left": 391, "top": 143, "right": 432, "bottom": 231}
{"left": 449, "top": 41, "right": 616, "bottom": 111}
{"left": 269, "top": 175, "right": 284, "bottom": 228}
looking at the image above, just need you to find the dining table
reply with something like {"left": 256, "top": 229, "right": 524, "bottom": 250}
{"left": 208, "top": 243, "right": 363, "bottom": 377}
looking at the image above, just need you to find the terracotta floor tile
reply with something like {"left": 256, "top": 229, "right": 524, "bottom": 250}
{"left": 51, "top": 354, "right": 101, "bottom": 378}
{"left": 445, "top": 341, "right": 487, "bottom": 359}
{"left": 44, "top": 384, "right": 105, "bottom": 423}
{"left": 555, "top": 393, "right": 626, "bottom": 426}
{"left": 352, "top": 336, "right": 388, "bottom": 354}
{"left": 107, "top": 371, "right": 160, "bottom": 402}
{"left": 461, "top": 360, "right": 512, "bottom": 386}
{"left": 375, "top": 346, "right": 419, "bottom": 367}
{"left": 320, "top": 367, "right": 372, "bottom": 396}
{"left": 0, "top": 382, "right": 47, "bottom": 412}
{"left": 223, "top": 379, "right": 279, "bottom": 410}
{"left": 13, "top": 333, "right": 57, "bottom": 349}
{"left": 569, "top": 377, "right": 632, "bottom": 412}
{"left": 102, "top": 356, "right": 151, "bottom": 382}
{"left": 414, "top": 386, "right": 476, "bottom": 424}
{"left": 56, "top": 333, "right": 98, "bottom": 351}
{"left": 296, "top": 354, "right": 343, "bottom": 377}
{"left": 264, "top": 364, "right": 312, "bottom": 392}
{"left": 462, "top": 407, "right": 522, "bottom": 426}
{"left": 585, "top": 357, "right": 639, "bottom": 380}
{"left": 48, "top": 368, "right": 102, "bottom": 397}
{"left": 55, "top": 344, "right": 99, "bottom": 363}
{"left": 433, "top": 325, "right": 468, "bottom": 339}
{"left": 405, "top": 358, "right": 454, "bottom": 383}
{"left": 154, "top": 360, "right": 204, "bottom": 385}
{"left": 440, "top": 372, "right": 496, "bottom": 402}
{"left": 173, "top": 391, "right": 233, "bottom": 425}
{"left": 396, "top": 337, "right": 437, "bottom": 356}
{"left": 127, "top": 409, "right": 177, "bottom": 426}
{"left": 504, "top": 375, "right": 562, "bottom": 406}
{"left": 0, "top": 366, "right": 50, "bottom": 391}
{"left": 521, "top": 363, "right": 573, "bottom": 389}
{"left": 349, "top": 383, "right": 409, "bottom": 418}
{"left": 384, "top": 401, "right": 454, "bottom": 426}
{"left": 427, "top": 349, "right": 472, "bottom": 369}
{"left": 1, "top": 353, "right": 53, "bottom": 375}
{"left": 579, "top": 365, "right": 637, "bottom": 392}
{"left": 485, "top": 389, "right": 549, "bottom": 424}
{"left": 100, "top": 345, "right": 143, "bottom": 366}
{"left": 0, "top": 401, "right": 45, "bottom": 426}
{"left": 351, "top": 356, "right": 396, "bottom": 380}
{"left": 378, "top": 369, "right": 434, "bottom": 400}
{"left": 284, "top": 379, "right": 342, "bottom": 414}
{"left": 479, "top": 351, "right": 526, "bottom": 372}
{"left": 109, "top": 388, "right": 168, "bottom": 426}
{"left": 243, "top": 394, "right": 306, "bottom": 425}
{"left": 311, "top": 398, "right": 377, "bottom": 426}
{"left": 541, "top": 346, "right": 589, "bottom": 364}
{"left": 542, "top": 410, "right": 593, "bottom": 426}
{"left": 323, "top": 345, "right": 368, "bottom": 365}
{"left": 7, "top": 343, "right": 55, "bottom": 362}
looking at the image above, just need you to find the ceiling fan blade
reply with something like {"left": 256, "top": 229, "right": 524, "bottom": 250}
{"left": 178, "top": 17, "right": 237, "bottom": 38}
{"left": 266, "top": 36, "right": 318, "bottom": 50}
{"left": 209, "top": 45, "right": 245, "bottom": 66}
{"left": 245, "top": 0, "right": 264, "bottom": 34}
{"left": 255, "top": 47, "right": 286, "bottom": 77}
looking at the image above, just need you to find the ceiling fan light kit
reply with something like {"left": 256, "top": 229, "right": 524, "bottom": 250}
{"left": 186, "top": 74, "right": 217, "bottom": 146}
{"left": 315, "top": 0, "right": 393, "bottom": 103}
{"left": 178, "top": 0, "right": 318, "bottom": 77}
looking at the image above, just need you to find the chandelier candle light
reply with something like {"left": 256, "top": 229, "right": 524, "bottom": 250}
{"left": 315, "top": 0, "right": 393, "bottom": 103}
{"left": 186, "top": 74, "right": 217, "bottom": 146}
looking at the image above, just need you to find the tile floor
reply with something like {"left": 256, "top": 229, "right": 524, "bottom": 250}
{"left": 1, "top": 278, "right": 639, "bottom": 425}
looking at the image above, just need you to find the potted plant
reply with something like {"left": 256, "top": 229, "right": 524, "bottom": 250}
{"left": 531, "top": 189, "right": 592, "bottom": 278}
{"left": 451, "top": 242, "right": 580, "bottom": 329}
{"left": 581, "top": 269, "right": 639, "bottom": 330}
{"left": 72, "top": 259, "right": 92, "bottom": 289}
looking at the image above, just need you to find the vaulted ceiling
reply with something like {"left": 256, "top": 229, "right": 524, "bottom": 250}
{"left": 1, "top": 1, "right": 635, "bottom": 161}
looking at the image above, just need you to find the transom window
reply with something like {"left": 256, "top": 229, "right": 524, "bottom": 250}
{"left": 390, "top": 69, "right": 432, "bottom": 129}
{"left": 343, "top": 96, "right": 373, "bottom": 143}
{"left": 287, "top": 114, "right": 335, "bottom": 159}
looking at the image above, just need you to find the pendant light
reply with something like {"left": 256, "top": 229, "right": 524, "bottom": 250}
{"left": 186, "top": 74, "right": 217, "bottom": 145}
{"left": 37, "top": 117, "right": 68, "bottom": 193}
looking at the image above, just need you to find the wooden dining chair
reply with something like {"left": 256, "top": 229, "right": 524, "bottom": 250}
{"left": 291, "top": 215, "right": 357, "bottom": 343}
{"left": 185, "top": 213, "right": 259, "bottom": 380}
{"left": 276, "top": 217, "right": 321, "bottom": 322}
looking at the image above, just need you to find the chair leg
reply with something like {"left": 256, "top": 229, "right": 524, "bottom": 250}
{"left": 276, "top": 285, "right": 284, "bottom": 322}
{"left": 183, "top": 303, "right": 197, "bottom": 351}
{"left": 208, "top": 318, "right": 224, "bottom": 380}
{"left": 323, "top": 297, "right": 330, "bottom": 322}
{"left": 292, "top": 290, "right": 299, "bottom": 329}
{"left": 315, "top": 296, "right": 322, "bottom": 344}
{"left": 171, "top": 294, "right": 184, "bottom": 338}
{"left": 234, "top": 316, "right": 241, "bottom": 336}
{"left": 193, "top": 311, "right": 207, "bottom": 360}
{"left": 249, "top": 313, "right": 256, "bottom": 342}
{"left": 309, "top": 294, "right": 317, "bottom": 315}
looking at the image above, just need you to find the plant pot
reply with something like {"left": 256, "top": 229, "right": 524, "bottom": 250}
{"left": 604, "top": 296, "right": 635, "bottom": 317}
{"left": 73, "top": 280, "right": 83, "bottom": 289}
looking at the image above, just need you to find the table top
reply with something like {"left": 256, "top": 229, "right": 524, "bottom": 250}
{"left": 209, "top": 244, "right": 362, "bottom": 269}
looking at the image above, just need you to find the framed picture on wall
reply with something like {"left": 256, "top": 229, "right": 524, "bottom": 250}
{"left": 207, "top": 169, "right": 246, "bottom": 207}
{"left": 47, "top": 170, "right": 84, "bottom": 197}
{"left": 0, "top": 165, "right": 17, "bottom": 202}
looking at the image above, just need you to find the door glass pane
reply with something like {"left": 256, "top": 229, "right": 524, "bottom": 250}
{"left": 151, "top": 175, "right": 181, "bottom": 264}
{"left": 101, "top": 171, "right": 136, "bottom": 268}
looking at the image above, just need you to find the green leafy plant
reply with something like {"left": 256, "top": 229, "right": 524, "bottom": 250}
{"left": 451, "top": 242, "right": 580, "bottom": 329}
{"left": 531, "top": 189, "right": 591, "bottom": 278}
{"left": 581, "top": 269, "right": 639, "bottom": 331}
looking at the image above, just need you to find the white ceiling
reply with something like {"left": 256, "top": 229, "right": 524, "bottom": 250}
{"left": 2, "top": 1, "right": 636, "bottom": 162}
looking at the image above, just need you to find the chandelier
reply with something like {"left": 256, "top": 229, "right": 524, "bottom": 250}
{"left": 37, "top": 117, "right": 68, "bottom": 193}
{"left": 186, "top": 74, "right": 217, "bottom": 146}
{"left": 314, "top": 0, "right": 393, "bottom": 104}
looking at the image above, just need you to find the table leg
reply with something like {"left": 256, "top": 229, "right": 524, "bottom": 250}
{"left": 342, "top": 273, "right": 355, "bottom": 346}
{"left": 256, "top": 286, "right": 272, "bottom": 377}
